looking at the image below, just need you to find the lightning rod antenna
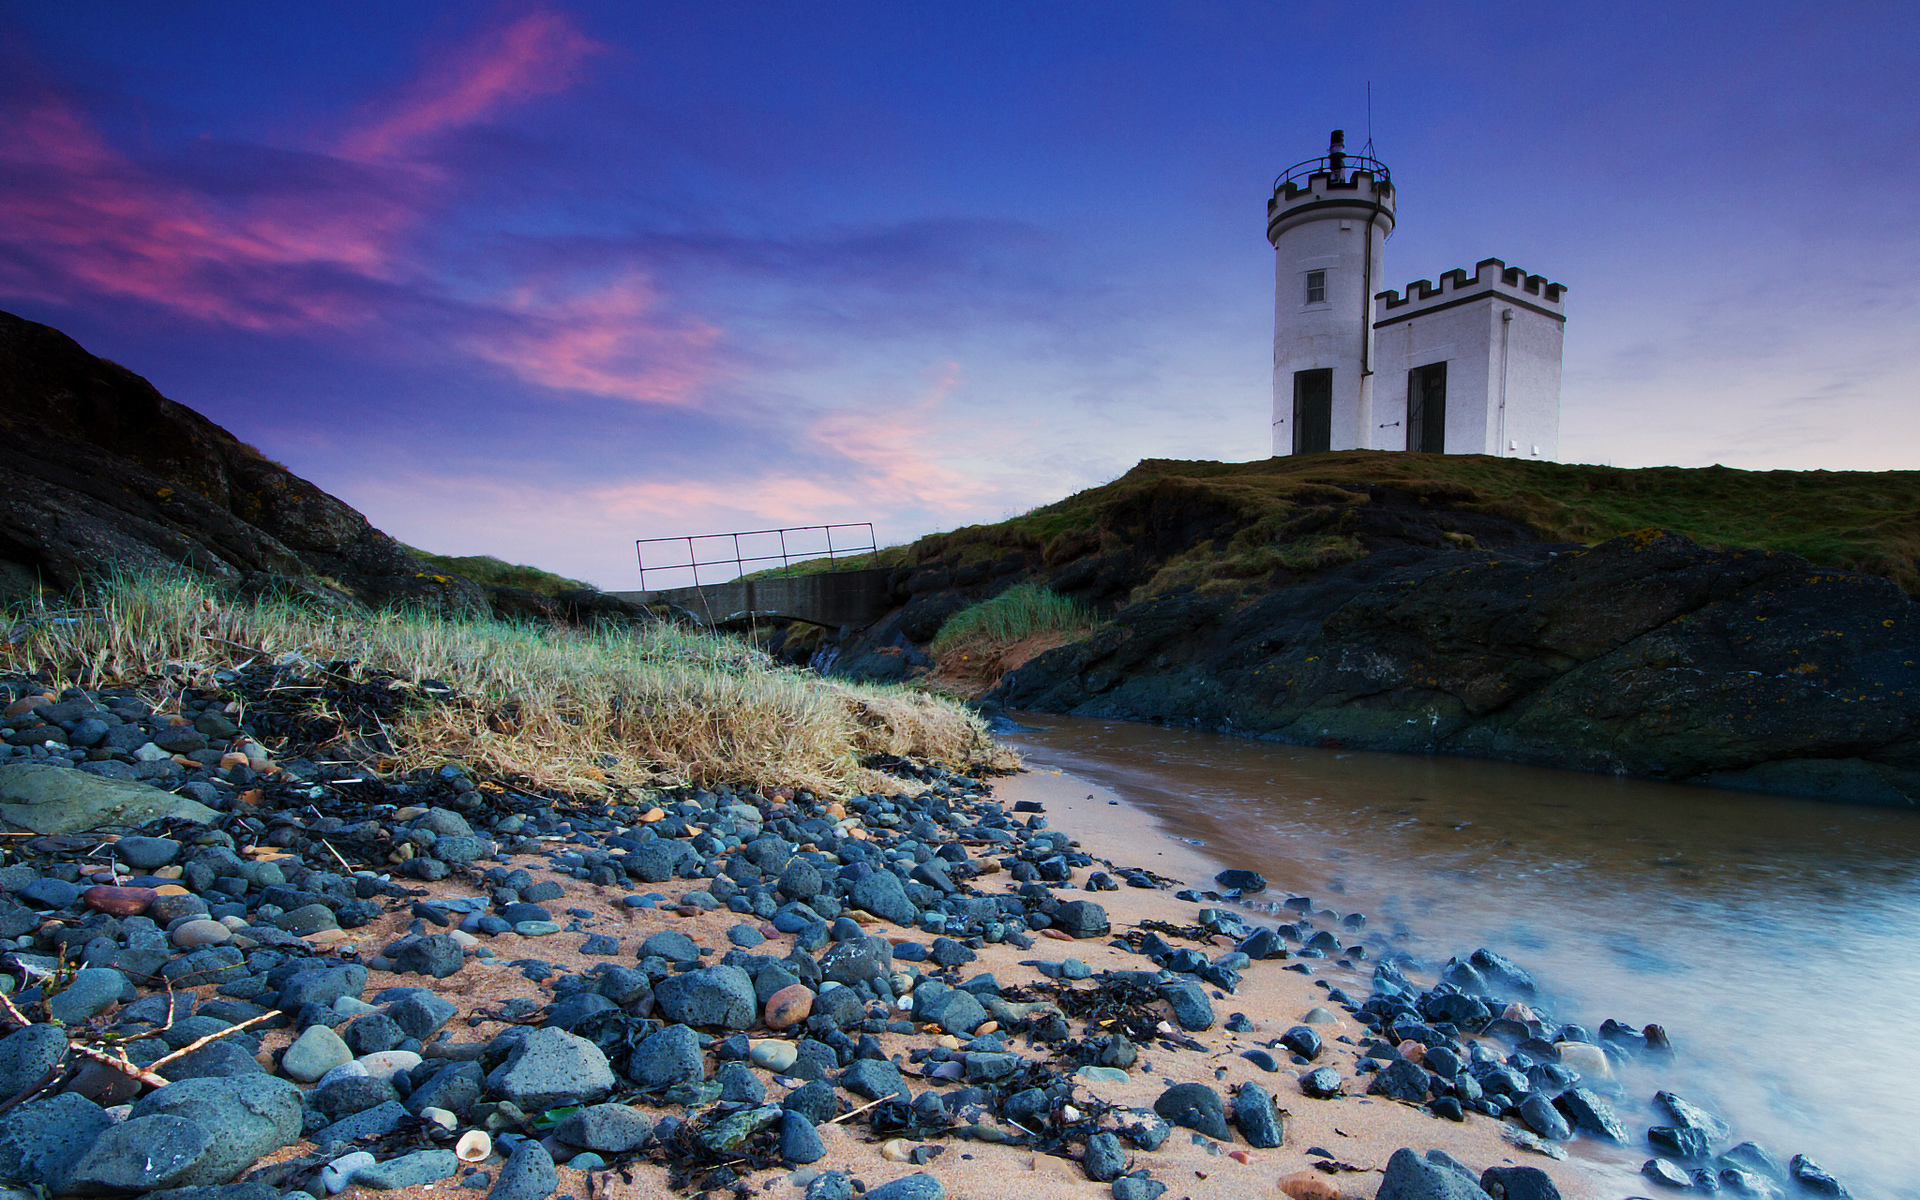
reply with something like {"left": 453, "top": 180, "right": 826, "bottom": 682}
{"left": 1365, "top": 81, "right": 1374, "bottom": 156}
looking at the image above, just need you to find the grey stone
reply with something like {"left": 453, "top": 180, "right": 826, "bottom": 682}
{"left": 715, "top": 1060, "right": 765, "bottom": 1104}
{"left": 1158, "top": 981, "right": 1215, "bottom": 1031}
{"left": 1553, "top": 1086, "right": 1628, "bottom": 1143}
{"left": 1520, "top": 1094, "right": 1572, "bottom": 1142}
{"left": 17, "top": 878, "right": 78, "bottom": 909}
{"left": 849, "top": 870, "right": 917, "bottom": 926}
{"left": 1083, "top": 1131, "right": 1125, "bottom": 1182}
{"left": 343, "top": 1013, "right": 406, "bottom": 1055}
{"left": 1052, "top": 900, "right": 1109, "bottom": 938}
{"left": 865, "top": 1175, "right": 943, "bottom": 1200}
{"left": 488, "top": 1138, "right": 557, "bottom": 1200}
{"left": 1479, "top": 1166, "right": 1562, "bottom": 1200}
{"left": 131, "top": 1075, "right": 303, "bottom": 1186}
{"left": 391, "top": 934, "right": 464, "bottom": 979}
{"left": 485, "top": 1028, "right": 615, "bottom": 1109}
{"left": 313, "top": 1101, "right": 410, "bottom": 1148}
{"left": 1152, "top": 1083, "right": 1228, "bottom": 1141}
{"left": 778, "top": 1110, "right": 824, "bottom": 1164}
{"left": 145, "top": 1184, "right": 279, "bottom": 1200}
{"left": 276, "top": 964, "right": 368, "bottom": 1012}
{"left": 1113, "top": 1173, "right": 1167, "bottom": 1200}
{"left": 1376, "top": 1148, "right": 1493, "bottom": 1200}
{"left": 819, "top": 935, "right": 891, "bottom": 986}
{"left": 354, "top": 1149, "right": 458, "bottom": 1189}
{"left": 0, "top": 1025, "right": 68, "bottom": 1099}
{"left": 0, "top": 1091, "right": 113, "bottom": 1192}
{"left": 838, "top": 1058, "right": 909, "bottom": 1102}
{"left": 66, "top": 1114, "right": 212, "bottom": 1195}
{"left": 312, "top": 1075, "right": 399, "bottom": 1120}
{"left": 777, "top": 860, "right": 822, "bottom": 901}
{"left": 923, "top": 989, "right": 988, "bottom": 1036}
{"left": 1367, "top": 1058, "right": 1431, "bottom": 1102}
{"left": 162, "top": 1039, "right": 266, "bottom": 1081}
{"left": 387, "top": 991, "right": 458, "bottom": 1041}
{"left": 431, "top": 837, "right": 491, "bottom": 867}
{"left": 281, "top": 1024, "right": 353, "bottom": 1083}
{"left": 1654, "top": 1092, "right": 1730, "bottom": 1143}
{"left": 554, "top": 1104, "right": 650, "bottom": 1153}
{"left": 636, "top": 930, "right": 698, "bottom": 962}
{"left": 0, "top": 763, "right": 218, "bottom": 835}
{"left": 406, "top": 1062, "right": 483, "bottom": 1116}
{"left": 114, "top": 835, "right": 181, "bottom": 869}
{"left": 625, "top": 1025, "right": 706, "bottom": 1090}
{"left": 1232, "top": 1082, "right": 1284, "bottom": 1148}
{"left": 652, "top": 965, "right": 755, "bottom": 1029}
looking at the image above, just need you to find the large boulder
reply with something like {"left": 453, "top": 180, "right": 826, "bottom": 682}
{"left": 652, "top": 965, "right": 756, "bottom": 1030}
{"left": 485, "top": 1028, "right": 615, "bottom": 1109}
{"left": 129, "top": 1075, "right": 302, "bottom": 1186}
{"left": 0, "top": 764, "right": 218, "bottom": 835}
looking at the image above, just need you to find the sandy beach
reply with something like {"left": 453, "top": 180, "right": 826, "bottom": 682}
{"left": 241, "top": 759, "right": 1631, "bottom": 1200}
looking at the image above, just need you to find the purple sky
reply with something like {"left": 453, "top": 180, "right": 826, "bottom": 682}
{"left": 3, "top": 2, "right": 1915, "bottom": 588}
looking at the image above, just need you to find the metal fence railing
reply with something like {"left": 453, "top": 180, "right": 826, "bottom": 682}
{"left": 635, "top": 522, "right": 878, "bottom": 591}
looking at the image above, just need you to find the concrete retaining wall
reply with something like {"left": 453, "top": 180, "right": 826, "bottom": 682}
{"left": 612, "top": 567, "right": 894, "bottom": 628}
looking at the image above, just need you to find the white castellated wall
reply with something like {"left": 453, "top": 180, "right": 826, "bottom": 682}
{"left": 1267, "top": 132, "right": 1395, "bottom": 457}
{"left": 1371, "top": 259, "right": 1566, "bottom": 458}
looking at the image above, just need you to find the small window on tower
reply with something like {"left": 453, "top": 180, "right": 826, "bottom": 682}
{"left": 1305, "top": 271, "right": 1327, "bottom": 304}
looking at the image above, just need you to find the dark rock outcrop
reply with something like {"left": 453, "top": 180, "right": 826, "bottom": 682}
{"left": 984, "top": 530, "right": 1919, "bottom": 804}
{"left": 0, "top": 309, "right": 486, "bottom": 612}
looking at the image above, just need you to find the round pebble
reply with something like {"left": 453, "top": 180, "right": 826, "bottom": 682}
{"left": 749, "top": 1039, "right": 798, "bottom": 1072}
{"left": 764, "top": 984, "right": 814, "bottom": 1030}
{"left": 170, "top": 919, "right": 230, "bottom": 948}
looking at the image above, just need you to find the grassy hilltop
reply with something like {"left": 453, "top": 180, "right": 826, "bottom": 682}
{"left": 778, "top": 452, "right": 1920, "bottom": 598}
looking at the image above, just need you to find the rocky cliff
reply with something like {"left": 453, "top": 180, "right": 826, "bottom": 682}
{"left": 0, "top": 310, "right": 635, "bottom": 622}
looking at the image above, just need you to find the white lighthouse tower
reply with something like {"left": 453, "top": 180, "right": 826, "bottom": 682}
{"left": 1267, "top": 130, "right": 1395, "bottom": 456}
{"left": 1267, "top": 130, "right": 1568, "bottom": 458}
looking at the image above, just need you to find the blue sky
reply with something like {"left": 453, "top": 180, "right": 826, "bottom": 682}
{"left": 2, "top": 1, "right": 1915, "bottom": 586}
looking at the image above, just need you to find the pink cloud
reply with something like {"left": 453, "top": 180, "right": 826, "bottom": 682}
{"left": 0, "top": 88, "right": 400, "bottom": 328}
{"left": 0, "top": 8, "right": 637, "bottom": 339}
{"left": 469, "top": 274, "right": 722, "bottom": 404}
{"left": 337, "top": 10, "right": 602, "bottom": 163}
{"left": 805, "top": 361, "right": 1009, "bottom": 515}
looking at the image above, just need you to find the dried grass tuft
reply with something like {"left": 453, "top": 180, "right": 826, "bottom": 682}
{"left": 2, "top": 574, "right": 1015, "bottom": 796}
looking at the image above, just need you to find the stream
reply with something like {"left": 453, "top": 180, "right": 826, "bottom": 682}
{"left": 998, "top": 713, "right": 1920, "bottom": 1200}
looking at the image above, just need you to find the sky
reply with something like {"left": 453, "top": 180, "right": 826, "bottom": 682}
{"left": 2, "top": 1, "right": 1916, "bottom": 589}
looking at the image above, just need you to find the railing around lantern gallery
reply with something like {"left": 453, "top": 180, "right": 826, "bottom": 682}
{"left": 1274, "top": 151, "right": 1392, "bottom": 192}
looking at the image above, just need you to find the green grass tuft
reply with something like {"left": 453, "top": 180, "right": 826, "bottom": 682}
{"left": 403, "top": 547, "right": 592, "bottom": 596}
{"left": 930, "top": 583, "right": 1101, "bottom": 655}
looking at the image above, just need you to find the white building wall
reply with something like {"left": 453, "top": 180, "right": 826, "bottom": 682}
{"left": 1267, "top": 170, "right": 1393, "bottom": 457}
{"left": 1370, "top": 258, "right": 1566, "bottom": 458}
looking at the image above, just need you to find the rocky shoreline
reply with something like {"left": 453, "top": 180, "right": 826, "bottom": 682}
{"left": 0, "top": 664, "right": 1860, "bottom": 1200}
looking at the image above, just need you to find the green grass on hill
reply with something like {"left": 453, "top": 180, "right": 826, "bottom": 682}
{"left": 404, "top": 547, "right": 592, "bottom": 596}
{"left": 911, "top": 452, "right": 1920, "bottom": 596}
{"left": 929, "top": 583, "right": 1101, "bottom": 656}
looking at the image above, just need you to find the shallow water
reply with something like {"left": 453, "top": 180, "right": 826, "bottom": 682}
{"left": 1000, "top": 714, "right": 1920, "bottom": 1200}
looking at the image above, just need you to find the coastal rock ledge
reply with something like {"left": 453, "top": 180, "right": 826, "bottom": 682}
{"left": 986, "top": 530, "right": 1919, "bottom": 805}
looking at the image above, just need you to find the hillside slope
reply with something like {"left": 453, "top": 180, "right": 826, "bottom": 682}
{"left": 813, "top": 456, "right": 1920, "bottom": 805}
{"left": 0, "top": 310, "right": 636, "bottom": 622}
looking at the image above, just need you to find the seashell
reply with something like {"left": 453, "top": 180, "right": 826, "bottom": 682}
{"left": 456, "top": 1130, "right": 492, "bottom": 1163}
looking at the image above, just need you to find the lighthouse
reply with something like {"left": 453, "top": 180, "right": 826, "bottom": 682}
{"left": 1266, "top": 130, "right": 1395, "bottom": 456}
{"left": 1268, "top": 131, "right": 1567, "bottom": 458}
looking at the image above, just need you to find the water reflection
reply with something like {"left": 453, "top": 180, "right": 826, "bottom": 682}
{"left": 1001, "top": 714, "right": 1920, "bottom": 1200}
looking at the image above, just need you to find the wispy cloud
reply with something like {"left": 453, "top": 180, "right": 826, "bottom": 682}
{"left": 468, "top": 273, "right": 721, "bottom": 404}
{"left": 337, "top": 10, "right": 601, "bottom": 164}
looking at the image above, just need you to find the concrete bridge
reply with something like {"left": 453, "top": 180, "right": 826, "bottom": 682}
{"left": 613, "top": 567, "right": 893, "bottom": 629}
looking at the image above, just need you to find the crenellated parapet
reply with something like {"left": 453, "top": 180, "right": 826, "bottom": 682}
{"left": 1374, "top": 258, "right": 1566, "bottom": 325}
